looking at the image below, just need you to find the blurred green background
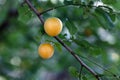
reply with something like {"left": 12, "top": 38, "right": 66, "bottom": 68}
{"left": 0, "top": 0, "right": 120, "bottom": 80}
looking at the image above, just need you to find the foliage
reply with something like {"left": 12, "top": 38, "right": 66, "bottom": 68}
{"left": 0, "top": 0, "right": 120, "bottom": 80}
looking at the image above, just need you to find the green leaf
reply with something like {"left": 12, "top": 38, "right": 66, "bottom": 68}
{"left": 82, "top": 75, "right": 88, "bottom": 80}
{"left": 18, "top": 4, "right": 33, "bottom": 23}
{"left": 89, "top": 47, "right": 102, "bottom": 56}
{"left": 73, "top": 0, "right": 81, "bottom": 4}
{"left": 69, "top": 66, "right": 79, "bottom": 77}
{"left": 65, "top": 18, "right": 77, "bottom": 35}
{"left": 116, "top": 14, "right": 120, "bottom": 20}
{"left": 73, "top": 39, "right": 92, "bottom": 49}
{"left": 40, "top": 34, "right": 53, "bottom": 43}
{"left": 54, "top": 42, "right": 62, "bottom": 52}
{"left": 104, "top": 12, "right": 115, "bottom": 27}
{"left": 64, "top": 0, "right": 73, "bottom": 5}
{"left": 102, "top": 0, "right": 117, "bottom": 4}
{"left": 109, "top": 13, "right": 116, "bottom": 22}
{"left": 95, "top": 7, "right": 115, "bottom": 27}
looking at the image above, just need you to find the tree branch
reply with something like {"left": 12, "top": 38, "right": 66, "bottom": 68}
{"left": 24, "top": 0, "right": 100, "bottom": 80}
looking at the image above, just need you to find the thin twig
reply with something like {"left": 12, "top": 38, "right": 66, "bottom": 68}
{"left": 39, "top": 4, "right": 120, "bottom": 15}
{"left": 40, "top": 5, "right": 70, "bottom": 15}
{"left": 24, "top": 0, "right": 100, "bottom": 80}
{"left": 40, "top": 3, "right": 85, "bottom": 15}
